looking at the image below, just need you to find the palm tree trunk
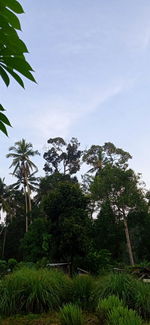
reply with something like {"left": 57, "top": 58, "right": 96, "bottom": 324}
{"left": 24, "top": 186, "right": 28, "bottom": 232}
{"left": 123, "top": 217, "right": 134, "bottom": 266}
{"left": 27, "top": 181, "right": 32, "bottom": 224}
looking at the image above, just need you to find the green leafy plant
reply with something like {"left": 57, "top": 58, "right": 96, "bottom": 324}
{"left": 8, "top": 258, "right": 17, "bottom": 271}
{"left": 0, "top": 259, "right": 8, "bottom": 274}
{"left": 71, "top": 275, "right": 95, "bottom": 311}
{"left": 59, "top": 303, "right": 83, "bottom": 325}
{"left": 95, "top": 272, "right": 150, "bottom": 320}
{"left": 108, "top": 306, "right": 142, "bottom": 325}
{"left": 0, "top": 268, "right": 72, "bottom": 315}
{"left": 96, "top": 295, "right": 124, "bottom": 323}
{"left": 0, "top": 0, "right": 36, "bottom": 135}
{"left": 133, "top": 280, "right": 150, "bottom": 319}
{"left": 94, "top": 273, "right": 137, "bottom": 309}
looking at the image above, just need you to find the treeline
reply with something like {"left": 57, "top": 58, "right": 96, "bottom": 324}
{"left": 0, "top": 137, "right": 150, "bottom": 273}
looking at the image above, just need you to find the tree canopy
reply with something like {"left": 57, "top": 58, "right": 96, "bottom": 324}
{"left": 0, "top": 137, "right": 150, "bottom": 271}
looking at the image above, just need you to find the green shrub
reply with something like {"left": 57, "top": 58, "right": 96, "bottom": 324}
{"left": 0, "top": 267, "right": 72, "bottom": 315}
{"left": 108, "top": 306, "right": 142, "bottom": 325}
{"left": 94, "top": 273, "right": 137, "bottom": 308}
{"left": 16, "top": 261, "right": 36, "bottom": 270}
{"left": 96, "top": 295, "right": 124, "bottom": 323}
{"left": 71, "top": 275, "right": 95, "bottom": 310}
{"left": 133, "top": 280, "right": 150, "bottom": 319}
{"left": 59, "top": 303, "right": 83, "bottom": 325}
{"left": 85, "top": 249, "right": 112, "bottom": 274}
{"left": 94, "top": 272, "right": 150, "bottom": 320}
{"left": 0, "top": 260, "right": 8, "bottom": 274}
{"left": 8, "top": 258, "right": 17, "bottom": 271}
{"left": 36, "top": 257, "right": 50, "bottom": 269}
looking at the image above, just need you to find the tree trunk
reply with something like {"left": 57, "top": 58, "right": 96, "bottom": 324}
{"left": 24, "top": 186, "right": 28, "bottom": 232}
{"left": 123, "top": 217, "right": 134, "bottom": 266}
{"left": 27, "top": 182, "right": 32, "bottom": 224}
{"left": 2, "top": 227, "right": 7, "bottom": 259}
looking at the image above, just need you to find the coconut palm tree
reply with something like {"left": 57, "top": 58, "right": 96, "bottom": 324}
{"left": 0, "top": 178, "right": 9, "bottom": 213}
{"left": 11, "top": 169, "right": 39, "bottom": 225}
{"left": 6, "top": 139, "right": 40, "bottom": 232}
{"left": 0, "top": 178, "right": 11, "bottom": 258}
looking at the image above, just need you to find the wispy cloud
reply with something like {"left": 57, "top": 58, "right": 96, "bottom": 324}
{"left": 23, "top": 77, "right": 134, "bottom": 147}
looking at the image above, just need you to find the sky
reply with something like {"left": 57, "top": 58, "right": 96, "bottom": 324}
{"left": 1, "top": 0, "right": 150, "bottom": 187}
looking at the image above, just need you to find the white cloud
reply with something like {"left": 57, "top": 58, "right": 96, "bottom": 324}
{"left": 23, "top": 77, "right": 134, "bottom": 147}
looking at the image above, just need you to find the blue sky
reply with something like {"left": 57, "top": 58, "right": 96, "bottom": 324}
{"left": 1, "top": 0, "right": 150, "bottom": 187}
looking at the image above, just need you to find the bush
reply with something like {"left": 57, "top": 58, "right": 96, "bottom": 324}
{"left": 94, "top": 272, "right": 150, "bottom": 320}
{"left": 0, "top": 267, "right": 72, "bottom": 315}
{"left": 8, "top": 258, "right": 17, "bottom": 271}
{"left": 59, "top": 303, "right": 83, "bottom": 325}
{"left": 86, "top": 249, "right": 112, "bottom": 274}
{"left": 96, "top": 295, "right": 124, "bottom": 323}
{"left": 36, "top": 257, "right": 50, "bottom": 269}
{"left": 94, "top": 273, "right": 137, "bottom": 309}
{"left": 16, "top": 261, "right": 37, "bottom": 270}
{"left": 133, "top": 280, "right": 150, "bottom": 319}
{"left": 108, "top": 306, "right": 142, "bottom": 325}
{"left": 0, "top": 260, "right": 8, "bottom": 274}
{"left": 71, "top": 275, "right": 95, "bottom": 310}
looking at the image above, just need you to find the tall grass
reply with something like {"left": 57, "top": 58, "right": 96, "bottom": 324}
{"left": 94, "top": 273, "right": 137, "bottom": 308}
{"left": 0, "top": 267, "right": 72, "bottom": 315}
{"left": 133, "top": 280, "right": 150, "bottom": 319}
{"left": 0, "top": 268, "right": 149, "bottom": 321}
{"left": 59, "top": 303, "right": 83, "bottom": 325}
{"left": 71, "top": 275, "right": 95, "bottom": 310}
{"left": 94, "top": 272, "right": 150, "bottom": 319}
{"left": 108, "top": 306, "right": 142, "bottom": 325}
{"left": 96, "top": 295, "right": 124, "bottom": 323}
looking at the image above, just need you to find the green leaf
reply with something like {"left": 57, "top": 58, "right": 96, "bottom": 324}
{"left": 0, "top": 121, "right": 8, "bottom": 136}
{"left": 0, "top": 66, "right": 10, "bottom": 86}
{"left": 2, "top": 65, "right": 24, "bottom": 88}
{"left": 0, "top": 104, "right": 5, "bottom": 112}
{"left": 0, "top": 112, "right": 11, "bottom": 126}
{"left": 0, "top": 32, "right": 28, "bottom": 55}
{"left": 1, "top": 63, "right": 36, "bottom": 84}
{"left": 1, "top": 57, "right": 34, "bottom": 72}
{"left": 1, "top": 7, "right": 21, "bottom": 30}
{"left": 5, "top": 0, "right": 24, "bottom": 14}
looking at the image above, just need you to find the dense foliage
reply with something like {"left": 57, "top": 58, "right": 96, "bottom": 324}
{"left": 0, "top": 137, "right": 150, "bottom": 274}
{"left": 0, "top": 268, "right": 149, "bottom": 324}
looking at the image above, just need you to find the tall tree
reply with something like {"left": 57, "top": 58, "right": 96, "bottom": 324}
{"left": 93, "top": 201, "right": 124, "bottom": 261}
{"left": 83, "top": 142, "right": 132, "bottom": 175}
{"left": 0, "top": 178, "right": 9, "bottom": 213}
{"left": 1, "top": 190, "right": 26, "bottom": 260}
{"left": 40, "top": 180, "right": 91, "bottom": 265}
{"left": 91, "top": 165, "right": 144, "bottom": 265}
{"left": 0, "top": 178, "right": 9, "bottom": 258}
{"left": 43, "top": 137, "right": 82, "bottom": 176}
{"left": 6, "top": 139, "right": 39, "bottom": 231}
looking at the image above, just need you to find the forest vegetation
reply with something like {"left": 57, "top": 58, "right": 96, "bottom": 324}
{"left": 2, "top": 140, "right": 150, "bottom": 325}
{"left": 0, "top": 1, "right": 150, "bottom": 325}
{"left": 0, "top": 137, "right": 150, "bottom": 270}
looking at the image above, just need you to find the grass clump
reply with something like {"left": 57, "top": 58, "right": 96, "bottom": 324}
{"left": 107, "top": 306, "right": 142, "bottom": 325}
{"left": 133, "top": 280, "right": 150, "bottom": 319}
{"left": 71, "top": 275, "right": 95, "bottom": 310}
{"left": 0, "top": 267, "right": 72, "bottom": 316}
{"left": 59, "top": 303, "right": 83, "bottom": 325}
{"left": 96, "top": 295, "right": 124, "bottom": 323}
{"left": 94, "top": 273, "right": 137, "bottom": 308}
{"left": 94, "top": 272, "right": 150, "bottom": 320}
